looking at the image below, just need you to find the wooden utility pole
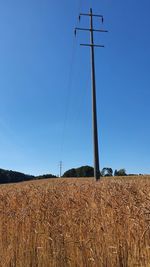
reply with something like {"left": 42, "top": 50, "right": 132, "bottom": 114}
{"left": 75, "top": 8, "right": 108, "bottom": 180}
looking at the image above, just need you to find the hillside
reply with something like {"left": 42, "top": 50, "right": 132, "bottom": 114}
{"left": 0, "top": 168, "right": 56, "bottom": 184}
{"left": 0, "top": 176, "right": 150, "bottom": 266}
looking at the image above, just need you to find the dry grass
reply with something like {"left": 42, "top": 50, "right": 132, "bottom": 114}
{"left": 0, "top": 176, "right": 150, "bottom": 267}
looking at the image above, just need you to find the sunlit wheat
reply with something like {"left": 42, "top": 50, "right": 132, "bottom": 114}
{"left": 0, "top": 176, "right": 150, "bottom": 267}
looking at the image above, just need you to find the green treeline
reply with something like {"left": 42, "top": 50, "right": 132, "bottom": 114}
{"left": 0, "top": 168, "right": 56, "bottom": 184}
{"left": 63, "top": 166, "right": 128, "bottom": 177}
{"left": 0, "top": 166, "right": 139, "bottom": 184}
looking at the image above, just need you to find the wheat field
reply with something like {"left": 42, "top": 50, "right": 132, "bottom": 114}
{"left": 0, "top": 176, "right": 150, "bottom": 267}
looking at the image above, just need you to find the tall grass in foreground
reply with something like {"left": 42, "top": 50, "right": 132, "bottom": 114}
{"left": 0, "top": 177, "right": 150, "bottom": 267}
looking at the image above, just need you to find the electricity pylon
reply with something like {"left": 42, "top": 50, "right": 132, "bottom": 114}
{"left": 75, "top": 8, "right": 108, "bottom": 180}
{"left": 59, "top": 161, "right": 62, "bottom": 178}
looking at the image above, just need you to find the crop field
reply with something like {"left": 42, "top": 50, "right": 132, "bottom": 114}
{"left": 0, "top": 176, "right": 150, "bottom": 267}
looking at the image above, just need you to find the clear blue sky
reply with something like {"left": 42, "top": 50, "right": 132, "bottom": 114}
{"left": 0, "top": 0, "right": 150, "bottom": 176}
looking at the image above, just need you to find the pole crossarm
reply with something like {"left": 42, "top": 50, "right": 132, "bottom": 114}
{"left": 80, "top": 13, "right": 103, "bottom": 17}
{"left": 75, "top": 27, "right": 108, "bottom": 33}
{"left": 79, "top": 12, "right": 104, "bottom": 23}
{"left": 80, "top": 44, "right": 105, "bottom": 48}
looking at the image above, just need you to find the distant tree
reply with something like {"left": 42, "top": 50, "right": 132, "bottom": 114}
{"left": 101, "top": 168, "right": 113, "bottom": 177}
{"left": 36, "top": 174, "right": 57, "bottom": 179}
{"left": 114, "top": 169, "right": 127, "bottom": 176}
{"left": 114, "top": 169, "right": 118, "bottom": 176}
{"left": 63, "top": 168, "right": 77, "bottom": 177}
{"left": 76, "top": 166, "right": 94, "bottom": 177}
{"left": 63, "top": 166, "right": 94, "bottom": 178}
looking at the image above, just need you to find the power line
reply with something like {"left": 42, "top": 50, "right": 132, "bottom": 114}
{"left": 59, "top": 38, "right": 77, "bottom": 159}
{"left": 59, "top": 0, "right": 82, "bottom": 163}
{"left": 73, "top": 67, "right": 91, "bottom": 124}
